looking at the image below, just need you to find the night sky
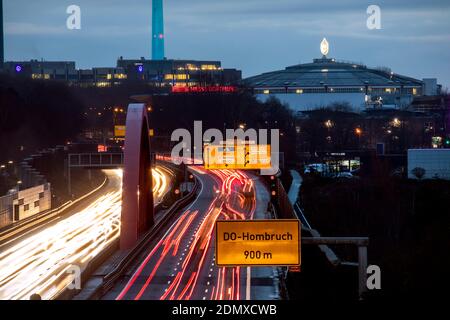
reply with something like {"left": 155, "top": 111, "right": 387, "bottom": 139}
{"left": 3, "top": 0, "right": 450, "bottom": 88}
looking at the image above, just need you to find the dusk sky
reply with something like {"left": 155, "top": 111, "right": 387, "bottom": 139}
{"left": 3, "top": 0, "right": 450, "bottom": 89}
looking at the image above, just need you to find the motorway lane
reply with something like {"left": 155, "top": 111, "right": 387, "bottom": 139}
{"left": 106, "top": 168, "right": 278, "bottom": 300}
{"left": 0, "top": 167, "right": 171, "bottom": 300}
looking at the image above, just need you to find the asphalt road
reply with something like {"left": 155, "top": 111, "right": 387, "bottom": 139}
{"left": 0, "top": 167, "right": 171, "bottom": 300}
{"left": 105, "top": 168, "right": 279, "bottom": 300}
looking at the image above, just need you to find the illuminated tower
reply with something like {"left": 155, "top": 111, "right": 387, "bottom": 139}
{"left": 152, "top": 0, "right": 165, "bottom": 60}
{"left": 0, "top": 0, "right": 4, "bottom": 68}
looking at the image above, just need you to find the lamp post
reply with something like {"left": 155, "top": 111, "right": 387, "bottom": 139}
{"left": 355, "top": 127, "right": 363, "bottom": 149}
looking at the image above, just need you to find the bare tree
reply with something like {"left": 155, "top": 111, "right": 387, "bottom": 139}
{"left": 411, "top": 167, "right": 426, "bottom": 180}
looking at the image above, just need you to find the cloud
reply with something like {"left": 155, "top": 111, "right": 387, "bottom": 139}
{"left": 5, "top": 0, "right": 450, "bottom": 44}
{"left": 5, "top": 22, "right": 66, "bottom": 35}
{"left": 3, "top": 0, "right": 450, "bottom": 87}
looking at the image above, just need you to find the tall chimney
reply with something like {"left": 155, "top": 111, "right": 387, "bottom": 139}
{"left": 0, "top": 0, "right": 4, "bottom": 69}
{"left": 152, "top": 0, "right": 165, "bottom": 60}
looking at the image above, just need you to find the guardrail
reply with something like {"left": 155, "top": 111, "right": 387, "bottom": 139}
{"left": 84, "top": 174, "right": 200, "bottom": 300}
{"left": 59, "top": 163, "right": 179, "bottom": 300}
{"left": 293, "top": 201, "right": 311, "bottom": 229}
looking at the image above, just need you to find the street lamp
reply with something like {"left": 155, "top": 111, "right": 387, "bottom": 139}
{"left": 355, "top": 127, "right": 362, "bottom": 149}
{"left": 392, "top": 118, "right": 401, "bottom": 128}
{"left": 325, "top": 120, "right": 333, "bottom": 128}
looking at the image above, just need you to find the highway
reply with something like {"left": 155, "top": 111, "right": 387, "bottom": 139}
{"left": 105, "top": 168, "right": 278, "bottom": 300}
{"left": 0, "top": 166, "right": 171, "bottom": 300}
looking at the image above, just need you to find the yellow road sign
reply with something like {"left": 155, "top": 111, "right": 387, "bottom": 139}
{"left": 114, "top": 125, "right": 154, "bottom": 138}
{"left": 114, "top": 125, "right": 126, "bottom": 137}
{"left": 215, "top": 220, "right": 300, "bottom": 266}
{"left": 204, "top": 144, "right": 271, "bottom": 170}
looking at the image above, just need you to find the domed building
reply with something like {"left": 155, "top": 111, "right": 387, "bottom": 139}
{"left": 243, "top": 39, "right": 438, "bottom": 112}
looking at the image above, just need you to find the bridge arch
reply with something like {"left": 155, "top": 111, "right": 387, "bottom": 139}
{"left": 121, "top": 103, "right": 154, "bottom": 249}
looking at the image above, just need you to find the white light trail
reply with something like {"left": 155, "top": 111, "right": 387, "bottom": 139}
{"left": 0, "top": 166, "right": 171, "bottom": 300}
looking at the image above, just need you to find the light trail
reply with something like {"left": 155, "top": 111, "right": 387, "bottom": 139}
{"left": 116, "top": 168, "right": 258, "bottom": 301}
{"left": 0, "top": 166, "right": 171, "bottom": 300}
{"left": 152, "top": 166, "right": 171, "bottom": 204}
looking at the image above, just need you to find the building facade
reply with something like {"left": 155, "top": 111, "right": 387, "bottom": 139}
{"left": 0, "top": 183, "right": 51, "bottom": 228}
{"left": 3, "top": 58, "right": 241, "bottom": 88}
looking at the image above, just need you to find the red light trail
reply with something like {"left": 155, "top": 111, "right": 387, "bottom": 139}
{"left": 115, "top": 168, "right": 257, "bottom": 300}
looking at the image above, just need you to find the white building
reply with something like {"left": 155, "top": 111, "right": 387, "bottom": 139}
{"left": 244, "top": 39, "right": 436, "bottom": 112}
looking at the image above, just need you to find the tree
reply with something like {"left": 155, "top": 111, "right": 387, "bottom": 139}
{"left": 411, "top": 167, "right": 426, "bottom": 180}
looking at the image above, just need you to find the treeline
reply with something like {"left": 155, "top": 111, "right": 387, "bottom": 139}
{"left": 300, "top": 175, "right": 450, "bottom": 300}
{"left": 72, "top": 83, "right": 298, "bottom": 164}
{"left": 0, "top": 76, "right": 298, "bottom": 165}
{"left": 149, "top": 94, "right": 297, "bottom": 164}
{"left": 296, "top": 104, "right": 440, "bottom": 155}
{"left": 0, "top": 74, "right": 85, "bottom": 163}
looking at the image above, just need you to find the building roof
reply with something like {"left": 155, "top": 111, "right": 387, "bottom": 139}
{"left": 243, "top": 57, "right": 423, "bottom": 88}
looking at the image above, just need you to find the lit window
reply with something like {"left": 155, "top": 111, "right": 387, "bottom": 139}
{"left": 412, "top": 88, "right": 417, "bottom": 95}
{"left": 186, "top": 64, "right": 199, "bottom": 71}
{"left": 96, "top": 82, "right": 110, "bottom": 88}
{"left": 164, "top": 74, "right": 189, "bottom": 80}
{"left": 263, "top": 89, "right": 270, "bottom": 94}
{"left": 296, "top": 89, "right": 303, "bottom": 94}
{"left": 201, "top": 65, "right": 218, "bottom": 71}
